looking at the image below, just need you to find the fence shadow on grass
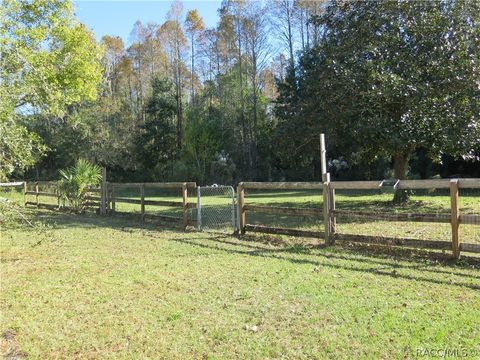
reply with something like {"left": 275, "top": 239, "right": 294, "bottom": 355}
{"left": 168, "top": 235, "right": 480, "bottom": 291}
{"left": 21, "top": 208, "right": 184, "bottom": 233}
{"left": 15, "top": 208, "right": 480, "bottom": 289}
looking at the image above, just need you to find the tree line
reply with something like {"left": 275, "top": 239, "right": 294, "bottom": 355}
{"left": 1, "top": 0, "right": 479, "bottom": 185}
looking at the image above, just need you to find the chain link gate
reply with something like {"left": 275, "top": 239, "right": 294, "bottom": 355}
{"left": 197, "top": 186, "right": 238, "bottom": 233}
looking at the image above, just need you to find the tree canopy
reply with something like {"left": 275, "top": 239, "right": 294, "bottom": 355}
{"left": 2, "top": 0, "right": 479, "bottom": 184}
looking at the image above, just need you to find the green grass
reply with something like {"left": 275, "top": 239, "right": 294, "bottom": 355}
{"left": 1, "top": 208, "right": 480, "bottom": 358}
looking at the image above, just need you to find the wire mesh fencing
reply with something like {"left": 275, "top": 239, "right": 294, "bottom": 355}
{"left": 197, "top": 185, "right": 236, "bottom": 232}
{"left": 241, "top": 187, "right": 323, "bottom": 232}
{"left": 332, "top": 187, "right": 452, "bottom": 244}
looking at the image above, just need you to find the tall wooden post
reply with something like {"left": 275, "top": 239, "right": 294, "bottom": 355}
{"left": 35, "top": 181, "right": 39, "bottom": 208}
{"left": 23, "top": 181, "right": 27, "bottom": 207}
{"left": 182, "top": 183, "right": 188, "bottom": 229}
{"left": 238, "top": 182, "right": 246, "bottom": 234}
{"left": 320, "top": 134, "right": 327, "bottom": 176}
{"left": 100, "top": 167, "right": 107, "bottom": 215}
{"left": 450, "top": 179, "right": 460, "bottom": 259}
{"left": 320, "top": 134, "right": 332, "bottom": 244}
{"left": 140, "top": 184, "right": 145, "bottom": 222}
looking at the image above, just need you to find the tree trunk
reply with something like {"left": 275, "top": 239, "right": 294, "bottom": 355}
{"left": 191, "top": 33, "right": 195, "bottom": 104}
{"left": 236, "top": 19, "right": 249, "bottom": 178}
{"left": 392, "top": 152, "right": 410, "bottom": 204}
{"left": 286, "top": 6, "right": 294, "bottom": 68}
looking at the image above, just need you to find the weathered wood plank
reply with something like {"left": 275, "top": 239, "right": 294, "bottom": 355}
{"left": 323, "top": 175, "right": 332, "bottom": 244}
{"left": 109, "top": 182, "right": 196, "bottom": 189}
{"left": 0, "top": 181, "right": 24, "bottom": 187}
{"left": 244, "top": 204, "right": 322, "bottom": 217}
{"left": 459, "top": 214, "right": 480, "bottom": 225}
{"left": 330, "top": 181, "right": 382, "bottom": 190}
{"left": 144, "top": 199, "right": 184, "bottom": 207}
{"left": 458, "top": 178, "right": 480, "bottom": 189}
{"left": 450, "top": 180, "right": 460, "bottom": 258}
{"left": 331, "top": 210, "right": 451, "bottom": 223}
{"left": 334, "top": 233, "right": 451, "bottom": 250}
{"left": 182, "top": 183, "right": 188, "bottom": 229}
{"left": 111, "top": 197, "right": 141, "bottom": 205}
{"left": 242, "top": 182, "right": 323, "bottom": 190}
{"left": 238, "top": 183, "right": 246, "bottom": 234}
{"left": 85, "top": 196, "right": 101, "bottom": 201}
{"left": 397, "top": 179, "right": 451, "bottom": 189}
{"left": 25, "top": 190, "right": 57, "bottom": 197}
{"left": 111, "top": 197, "right": 185, "bottom": 207}
{"left": 245, "top": 224, "right": 324, "bottom": 239}
{"left": 110, "top": 197, "right": 185, "bottom": 207}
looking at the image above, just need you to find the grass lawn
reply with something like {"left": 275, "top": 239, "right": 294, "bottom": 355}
{"left": 1, "top": 208, "right": 480, "bottom": 358}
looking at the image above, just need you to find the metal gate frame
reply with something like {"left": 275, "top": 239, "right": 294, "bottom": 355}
{"left": 197, "top": 186, "right": 238, "bottom": 232}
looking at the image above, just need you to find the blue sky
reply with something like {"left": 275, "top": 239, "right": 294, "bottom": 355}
{"left": 74, "top": 1, "right": 222, "bottom": 45}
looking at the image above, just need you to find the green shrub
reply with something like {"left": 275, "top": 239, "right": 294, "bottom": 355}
{"left": 57, "top": 159, "right": 101, "bottom": 212}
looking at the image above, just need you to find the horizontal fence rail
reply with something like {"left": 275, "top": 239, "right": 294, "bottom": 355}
{"left": 331, "top": 210, "right": 452, "bottom": 223}
{"left": 109, "top": 182, "right": 196, "bottom": 189}
{"left": 242, "top": 182, "right": 323, "bottom": 190}
{"left": 107, "top": 182, "right": 197, "bottom": 228}
{"left": 244, "top": 204, "right": 322, "bottom": 217}
{"left": 0, "top": 181, "right": 25, "bottom": 187}
{"left": 330, "top": 178, "right": 480, "bottom": 190}
{"left": 238, "top": 179, "right": 480, "bottom": 257}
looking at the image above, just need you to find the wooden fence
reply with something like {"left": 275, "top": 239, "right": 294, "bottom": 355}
{"left": 23, "top": 181, "right": 101, "bottom": 211}
{"left": 238, "top": 179, "right": 480, "bottom": 258}
{"left": 21, "top": 180, "right": 197, "bottom": 228}
{"left": 11, "top": 177, "right": 480, "bottom": 258}
{"left": 106, "top": 182, "right": 197, "bottom": 228}
{"left": 238, "top": 182, "right": 324, "bottom": 239}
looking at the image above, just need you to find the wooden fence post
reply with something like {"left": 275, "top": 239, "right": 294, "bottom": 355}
{"left": 450, "top": 179, "right": 460, "bottom": 259}
{"left": 323, "top": 173, "right": 332, "bottom": 245}
{"left": 35, "top": 181, "right": 39, "bottom": 208}
{"left": 182, "top": 183, "right": 188, "bottom": 229}
{"left": 238, "top": 182, "right": 246, "bottom": 234}
{"left": 23, "top": 181, "right": 27, "bottom": 207}
{"left": 140, "top": 184, "right": 145, "bottom": 222}
{"left": 330, "top": 187, "right": 336, "bottom": 235}
{"left": 100, "top": 167, "right": 107, "bottom": 215}
{"left": 320, "top": 133, "right": 333, "bottom": 245}
{"left": 111, "top": 184, "right": 116, "bottom": 214}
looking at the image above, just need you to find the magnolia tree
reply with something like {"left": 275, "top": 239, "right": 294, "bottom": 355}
{"left": 281, "top": 0, "right": 479, "bottom": 202}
